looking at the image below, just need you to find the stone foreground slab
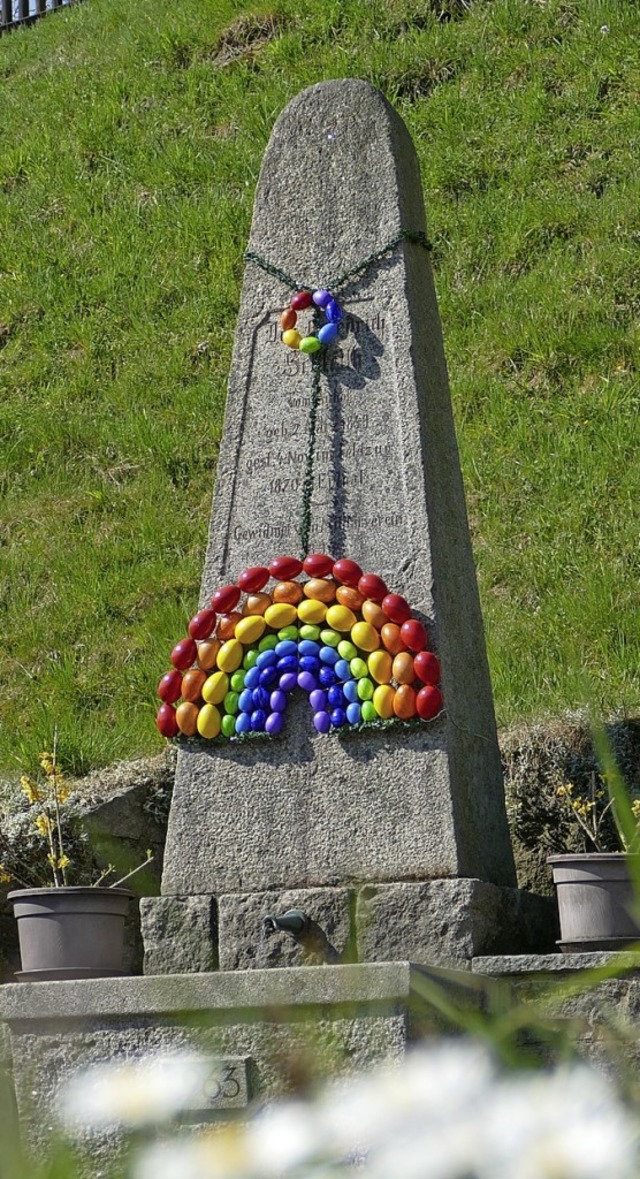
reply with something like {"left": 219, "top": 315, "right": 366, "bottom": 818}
{"left": 162, "top": 78, "right": 516, "bottom": 901}
{"left": 0, "top": 963, "right": 487, "bottom": 1169}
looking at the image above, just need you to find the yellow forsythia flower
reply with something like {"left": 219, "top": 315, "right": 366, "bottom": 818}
{"left": 20, "top": 775, "right": 42, "bottom": 804}
{"left": 35, "top": 813, "right": 53, "bottom": 838}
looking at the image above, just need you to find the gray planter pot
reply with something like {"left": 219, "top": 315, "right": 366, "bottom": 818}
{"left": 548, "top": 853, "right": 640, "bottom": 952}
{"left": 8, "top": 887, "right": 133, "bottom": 981}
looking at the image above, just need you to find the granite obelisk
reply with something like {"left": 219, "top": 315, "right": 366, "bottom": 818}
{"left": 146, "top": 79, "right": 520, "bottom": 973}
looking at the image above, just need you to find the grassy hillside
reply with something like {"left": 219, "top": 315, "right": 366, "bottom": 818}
{"left": 1, "top": 0, "right": 639, "bottom": 776}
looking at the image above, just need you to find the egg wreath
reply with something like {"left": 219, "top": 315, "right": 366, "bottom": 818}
{"left": 279, "top": 288, "right": 344, "bottom": 354}
{"left": 157, "top": 553, "right": 443, "bottom": 743}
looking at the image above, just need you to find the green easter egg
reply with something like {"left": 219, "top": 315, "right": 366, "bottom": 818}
{"left": 361, "top": 701, "right": 377, "bottom": 722}
{"left": 230, "top": 670, "right": 246, "bottom": 692}
{"left": 357, "top": 677, "right": 375, "bottom": 701}
{"left": 223, "top": 691, "right": 239, "bottom": 715}
{"left": 221, "top": 714, "right": 236, "bottom": 738}
{"left": 243, "top": 649, "right": 259, "bottom": 670}
{"left": 278, "top": 625, "right": 299, "bottom": 641}
{"left": 299, "top": 335, "right": 321, "bottom": 354}
{"left": 350, "top": 657, "right": 368, "bottom": 680}
{"left": 300, "top": 624, "right": 321, "bottom": 641}
{"left": 259, "top": 634, "right": 279, "bottom": 651}
{"left": 320, "top": 628, "right": 341, "bottom": 648}
{"left": 338, "top": 640, "right": 357, "bottom": 661}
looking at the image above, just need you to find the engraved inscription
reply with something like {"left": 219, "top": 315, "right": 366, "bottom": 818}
{"left": 182, "top": 1056, "right": 249, "bottom": 1112}
{"left": 227, "top": 298, "right": 410, "bottom": 566}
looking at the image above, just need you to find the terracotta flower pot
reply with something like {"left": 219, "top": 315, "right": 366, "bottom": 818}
{"left": 8, "top": 887, "right": 133, "bottom": 981}
{"left": 548, "top": 853, "right": 640, "bottom": 953}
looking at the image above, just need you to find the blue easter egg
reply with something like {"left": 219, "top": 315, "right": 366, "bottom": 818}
{"left": 327, "top": 685, "right": 345, "bottom": 708}
{"left": 244, "top": 666, "right": 260, "bottom": 689}
{"left": 252, "top": 686, "right": 270, "bottom": 710}
{"left": 330, "top": 707, "right": 347, "bottom": 727}
{"left": 319, "top": 646, "right": 339, "bottom": 666}
{"left": 343, "top": 680, "right": 359, "bottom": 704}
{"left": 275, "top": 640, "right": 298, "bottom": 657}
{"left": 259, "top": 666, "right": 278, "bottom": 688}
{"left": 346, "top": 702, "right": 362, "bottom": 725}
{"left": 318, "top": 322, "right": 338, "bottom": 345}
{"left": 318, "top": 666, "right": 337, "bottom": 687}
{"left": 335, "top": 659, "right": 351, "bottom": 682}
{"left": 251, "top": 709, "right": 267, "bottom": 732}
{"left": 235, "top": 712, "right": 252, "bottom": 734}
{"left": 299, "top": 640, "right": 320, "bottom": 657}
{"left": 326, "top": 300, "right": 343, "bottom": 323}
{"left": 238, "top": 689, "right": 254, "bottom": 713}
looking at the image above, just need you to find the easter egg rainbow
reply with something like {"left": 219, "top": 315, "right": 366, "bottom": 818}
{"left": 156, "top": 554, "right": 443, "bottom": 741}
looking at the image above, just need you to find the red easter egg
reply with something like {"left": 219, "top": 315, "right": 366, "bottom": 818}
{"left": 171, "top": 637, "right": 198, "bottom": 671}
{"left": 358, "top": 573, "right": 388, "bottom": 603}
{"left": 332, "top": 558, "right": 363, "bottom": 587}
{"left": 280, "top": 308, "right": 297, "bottom": 331}
{"left": 156, "top": 703, "right": 180, "bottom": 737}
{"left": 188, "top": 608, "right": 217, "bottom": 641}
{"left": 269, "top": 555, "right": 303, "bottom": 580}
{"left": 414, "top": 650, "right": 440, "bottom": 685}
{"left": 157, "top": 669, "right": 183, "bottom": 704}
{"left": 303, "top": 553, "right": 334, "bottom": 578}
{"left": 211, "top": 584, "right": 241, "bottom": 613}
{"left": 238, "top": 566, "right": 270, "bottom": 593}
{"left": 382, "top": 594, "right": 411, "bottom": 625}
{"left": 400, "top": 618, "right": 427, "bottom": 652}
{"left": 291, "top": 291, "right": 314, "bottom": 310}
{"left": 416, "top": 685, "right": 443, "bottom": 721}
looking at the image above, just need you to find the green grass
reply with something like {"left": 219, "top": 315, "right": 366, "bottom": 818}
{"left": 0, "top": 0, "right": 639, "bottom": 776}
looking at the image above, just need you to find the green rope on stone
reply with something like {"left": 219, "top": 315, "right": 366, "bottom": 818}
{"left": 299, "top": 352, "right": 322, "bottom": 557}
{"left": 243, "top": 229, "right": 433, "bottom": 558}
{"left": 243, "top": 227, "right": 432, "bottom": 295}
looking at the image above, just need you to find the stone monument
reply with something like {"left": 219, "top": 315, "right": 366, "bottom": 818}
{"left": 143, "top": 78, "right": 547, "bottom": 973}
{"left": 0, "top": 82, "right": 554, "bottom": 1159}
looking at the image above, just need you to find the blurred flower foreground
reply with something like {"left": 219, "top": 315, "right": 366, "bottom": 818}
{"left": 57, "top": 1039, "right": 639, "bottom": 1179}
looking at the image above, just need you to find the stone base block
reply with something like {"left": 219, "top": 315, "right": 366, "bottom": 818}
{"left": 218, "top": 887, "right": 354, "bottom": 971}
{"left": 356, "top": 880, "right": 558, "bottom": 968}
{"left": 140, "top": 896, "right": 217, "bottom": 975}
{"left": 0, "top": 963, "right": 480, "bottom": 1170}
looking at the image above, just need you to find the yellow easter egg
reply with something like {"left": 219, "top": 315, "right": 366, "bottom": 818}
{"left": 351, "top": 620, "right": 380, "bottom": 653}
{"left": 235, "top": 614, "right": 266, "bottom": 644}
{"left": 282, "top": 329, "right": 301, "bottom": 349}
{"left": 197, "top": 703, "right": 221, "bottom": 739}
{"left": 373, "top": 684, "right": 395, "bottom": 719}
{"left": 202, "top": 670, "right": 229, "bottom": 705}
{"left": 216, "top": 639, "right": 243, "bottom": 673}
{"left": 264, "top": 602, "right": 298, "bottom": 629}
{"left": 368, "top": 650, "right": 393, "bottom": 684}
{"left": 297, "top": 597, "right": 328, "bottom": 624}
{"left": 325, "top": 604, "right": 357, "bottom": 632}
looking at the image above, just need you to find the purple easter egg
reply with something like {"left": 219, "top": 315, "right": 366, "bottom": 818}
{"left": 270, "top": 690, "right": 287, "bottom": 713}
{"left": 309, "top": 689, "right": 328, "bottom": 712}
{"left": 265, "top": 711, "right": 284, "bottom": 735}
{"left": 297, "top": 670, "right": 317, "bottom": 693}
{"left": 279, "top": 672, "right": 298, "bottom": 692}
{"left": 313, "top": 710, "right": 331, "bottom": 734}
